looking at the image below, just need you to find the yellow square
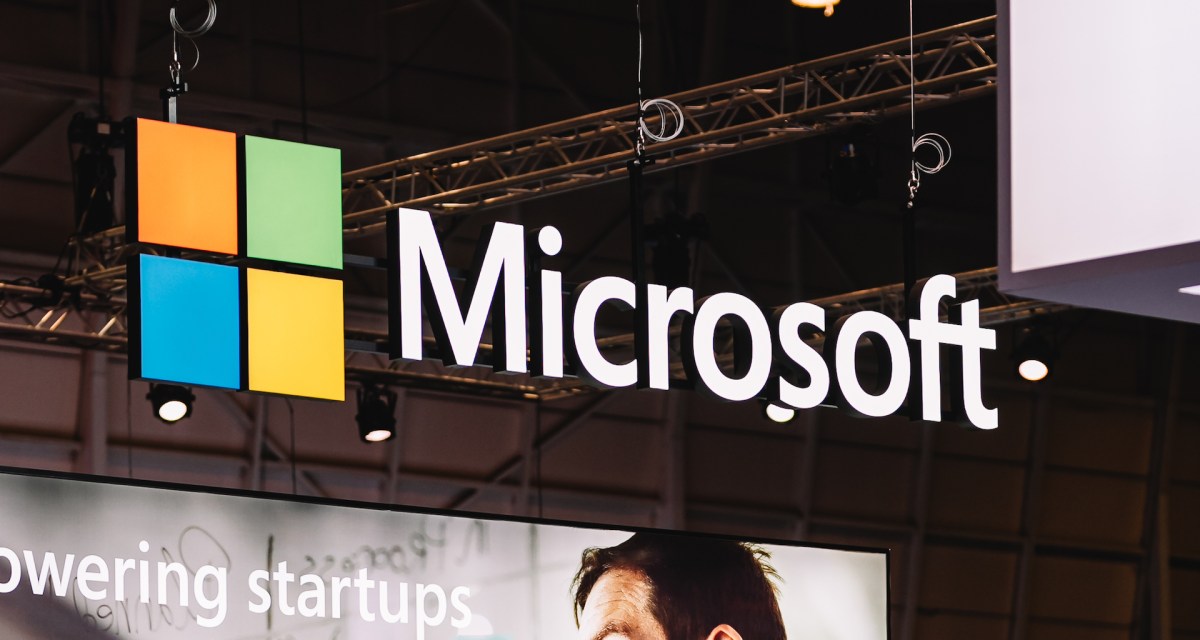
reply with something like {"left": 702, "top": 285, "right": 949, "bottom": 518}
{"left": 246, "top": 269, "right": 345, "bottom": 400}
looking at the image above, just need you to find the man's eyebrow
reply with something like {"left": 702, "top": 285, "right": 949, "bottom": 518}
{"left": 592, "top": 620, "right": 634, "bottom": 640}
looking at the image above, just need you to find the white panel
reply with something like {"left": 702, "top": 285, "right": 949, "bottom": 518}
{"left": 1009, "top": 0, "right": 1200, "bottom": 273}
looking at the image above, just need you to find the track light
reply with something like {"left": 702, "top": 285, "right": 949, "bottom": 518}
{"left": 147, "top": 383, "right": 194, "bottom": 423}
{"left": 763, "top": 402, "right": 797, "bottom": 424}
{"left": 356, "top": 384, "right": 397, "bottom": 443}
{"left": 1013, "top": 326, "right": 1055, "bottom": 382}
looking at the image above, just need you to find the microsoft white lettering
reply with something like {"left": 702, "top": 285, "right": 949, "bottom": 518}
{"left": 387, "top": 208, "right": 999, "bottom": 429}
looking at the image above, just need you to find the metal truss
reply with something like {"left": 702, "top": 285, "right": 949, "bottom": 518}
{"left": 802, "top": 267, "right": 1069, "bottom": 328}
{"left": 341, "top": 16, "right": 996, "bottom": 236}
{"left": 0, "top": 281, "right": 127, "bottom": 351}
{"left": 52, "top": 15, "right": 996, "bottom": 293}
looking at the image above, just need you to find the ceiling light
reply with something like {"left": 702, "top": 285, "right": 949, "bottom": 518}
{"left": 1017, "top": 358, "right": 1049, "bottom": 382}
{"left": 147, "top": 384, "right": 195, "bottom": 423}
{"left": 791, "top": 0, "right": 840, "bottom": 17}
{"left": 356, "top": 384, "right": 397, "bottom": 443}
{"left": 1013, "top": 326, "right": 1055, "bottom": 383}
{"left": 764, "top": 402, "right": 797, "bottom": 423}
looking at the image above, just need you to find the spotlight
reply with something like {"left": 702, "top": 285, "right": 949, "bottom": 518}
{"left": 147, "top": 384, "right": 194, "bottom": 423}
{"left": 763, "top": 402, "right": 797, "bottom": 424}
{"left": 356, "top": 384, "right": 397, "bottom": 443}
{"left": 1013, "top": 326, "right": 1055, "bottom": 382}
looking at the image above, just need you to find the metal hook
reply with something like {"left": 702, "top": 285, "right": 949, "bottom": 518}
{"left": 638, "top": 98, "right": 685, "bottom": 143}
{"left": 907, "top": 132, "right": 952, "bottom": 208}
{"left": 912, "top": 132, "right": 952, "bottom": 175}
{"left": 169, "top": 0, "right": 217, "bottom": 38}
{"left": 179, "top": 35, "right": 201, "bottom": 74}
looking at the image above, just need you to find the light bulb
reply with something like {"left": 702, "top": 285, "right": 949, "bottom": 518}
{"left": 765, "top": 403, "right": 797, "bottom": 423}
{"left": 1017, "top": 359, "right": 1049, "bottom": 382}
{"left": 365, "top": 429, "right": 393, "bottom": 443}
{"left": 158, "top": 399, "right": 189, "bottom": 422}
{"left": 790, "top": 0, "right": 840, "bottom": 16}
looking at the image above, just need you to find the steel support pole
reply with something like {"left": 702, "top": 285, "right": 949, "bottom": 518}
{"left": 794, "top": 409, "right": 820, "bottom": 540}
{"left": 110, "top": 0, "right": 140, "bottom": 224}
{"left": 385, "top": 388, "right": 406, "bottom": 504}
{"left": 77, "top": 350, "right": 109, "bottom": 475}
{"left": 900, "top": 422, "right": 936, "bottom": 640}
{"left": 1010, "top": 385, "right": 1051, "bottom": 640}
{"left": 1136, "top": 324, "right": 1182, "bottom": 640}
{"left": 660, "top": 392, "right": 687, "bottom": 529}
{"left": 518, "top": 402, "right": 538, "bottom": 516}
{"left": 630, "top": 158, "right": 650, "bottom": 385}
{"left": 248, "top": 396, "right": 267, "bottom": 491}
{"left": 110, "top": 0, "right": 141, "bottom": 120}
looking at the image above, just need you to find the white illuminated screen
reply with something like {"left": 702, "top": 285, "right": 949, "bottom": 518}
{"left": 0, "top": 471, "right": 891, "bottom": 639}
{"left": 1009, "top": 0, "right": 1200, "bottom": 273}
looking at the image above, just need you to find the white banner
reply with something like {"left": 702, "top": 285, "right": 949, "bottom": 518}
{"left": 0, "top": 471, "right": 887, "bottom": 640}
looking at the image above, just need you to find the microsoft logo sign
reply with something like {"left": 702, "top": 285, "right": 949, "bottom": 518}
{"left": 127, "top": 118, "right": 345, "bottom": 401}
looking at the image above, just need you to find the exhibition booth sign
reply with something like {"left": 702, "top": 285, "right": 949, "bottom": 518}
{"left": 0, "top": 469, "right": 888, "bottom": 639}
{"left": 124, "top": 118, "right": 998, "bottom": 429}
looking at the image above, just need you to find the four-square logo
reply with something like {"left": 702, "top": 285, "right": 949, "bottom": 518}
{"left": 127, "top": 118, "right": 345, "bottom": 401}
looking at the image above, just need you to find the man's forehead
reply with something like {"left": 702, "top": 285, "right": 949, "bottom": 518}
{"left": 578, "top": 568, "right": 664, "bottom": 640}
{"left": 587, "top": 569, "right": 655, "bottom": 615}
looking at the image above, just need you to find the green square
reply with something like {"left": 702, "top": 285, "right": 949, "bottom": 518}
{"left": 243, "top": 136, "right": 342, "bottom": 270}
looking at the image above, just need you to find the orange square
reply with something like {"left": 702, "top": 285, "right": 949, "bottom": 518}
{"left": 131, "top": 118, "right": 238, "bottom": 255}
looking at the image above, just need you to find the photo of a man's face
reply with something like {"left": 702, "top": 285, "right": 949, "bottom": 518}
{"left": 572, "top": 532, "right": 785, "bottom": 640}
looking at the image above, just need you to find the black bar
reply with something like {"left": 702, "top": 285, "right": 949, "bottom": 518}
{"left": 344, "top": 339, "right": 386, "bottom": 354}
{"left": 343, "top": 253, "right": 388, "bottom": 269}
{"left": 629, "top": 158, "right": 650, "bottom": 387}
{"left": 903, "top": 203, "right": 917, "bottom": 320}
{"left": 903, "top": 203, "right": 920, "bottom": 422}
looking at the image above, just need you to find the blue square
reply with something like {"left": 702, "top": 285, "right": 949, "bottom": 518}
{"left": 135, "top": 255, "right": 241, "bottom": 389}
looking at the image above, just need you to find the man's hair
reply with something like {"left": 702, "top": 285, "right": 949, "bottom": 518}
{"left": 572, "top": 532, "right": 787, "bottom": 640}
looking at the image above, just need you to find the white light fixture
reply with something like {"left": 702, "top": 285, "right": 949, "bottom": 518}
{"left": 146, "top": 384, "right": 195, "bottom": 423}
{"left": 1013, "top": 326, "right": 1055, "bottom": 383}
{"left": 791, "top": 0, "right": 839, "bottom": 17}
{"left": 363, "top": 429, "right": 393, "bottom": 443}
{"left": 158, "top": 400, "right": 188, "bottom": 422}
{"left": 1017, "top": 359, "right": 1049, "bottom": 383}
{"left": 764, "top": 403, "right": 797, "bottom": 423}
{"left": 356, "top": 384, "right": 397, "bottom": 443}
{"left": 1179, "top": 284, "right": 1200, "bottom": 296}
